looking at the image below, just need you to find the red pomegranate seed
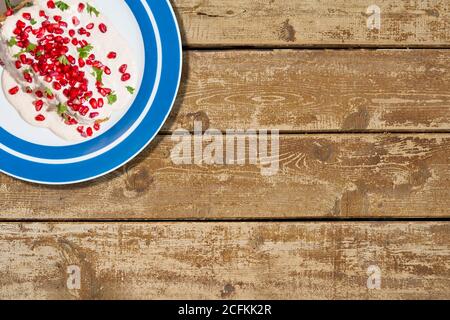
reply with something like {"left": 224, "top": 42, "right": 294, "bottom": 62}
{"left": 98, "top": 98, "right": 104, "bottom": 108}
{"left": 16, "top": 20, "right": 26, "bottom": 29}
{"left": 8, "top": 86, "right": 19, "bottom": 95}
{"left": 39, "top": 10, "right": 46, "bottom": 17}
{"left": 34, "top": 100, "right": 44, "bottom": 111}
{"left": 107, "top": 52, "right": 117, "bottom": 59}
{"left": 99, "top": 23, "right": 107, "bottom": 33}
{"left": 35, "top": 114, "right": 46, "bottom": 122}
{"left": 121, "top": 73, "right": 131, "bottom": 81}
{"left": 53, "top": 82, "right": 62, "bottom": 90}
{"left": 86, "top": 127, "right": 93, "bottom": 136}
{"left": 104, "top": 66, "right": 111, "bottom": 75}
{"left": 89, "top": 112, "right": 99, "bottom": 118}
{"left": 15, "top": 61, "right": 22, "bottom": 69}
{"left": 72, "top": 17, "right": 80, "bottom": 26}
{"left": 6, "top": 9, "right": 14, "bottom": 17}
{"left": 93, "top": 123, "right": 100, "bottom": 131}
{"left": 119, "top": 64, "right": 127, "bottom": 73}
{"left": 89, "top": 98, "right": 98, "bottom": 109}
{"left": 78, "top": 3, "right": 85, "bottom": 12}
{"left": 35, "top": 90, "right": 44, "bottom": 98}
{"left": 22, "top": 13, "right": 31, "bottom": 20}
{"left": 86, "top": 23, "right": 94, "bottom": 30}
{"left": 77, "top": 126, "right": 84, "bottom": 133}
{"left": 47, "top": 1, "right": 55, "bottom": 9}
{"left": 54, "top": 15, "right": 62, "bottom": 22}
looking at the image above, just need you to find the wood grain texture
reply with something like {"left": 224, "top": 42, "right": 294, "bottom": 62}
{"left": 1, "top": 134, "right": 450, "bottom": 220}
{"left": 165, "top": 50, "right": 450, "bottom": 132}
{"left": 7, "top": 1, "right": 447, "bottom": 47}
{"left": 0, "top": 222, "right": 448, "bottom": 299}
{"left": 174, "top": 0, "right": 450, "bottom": 47}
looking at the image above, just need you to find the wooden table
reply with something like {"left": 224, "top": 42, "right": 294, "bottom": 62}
{"left": 1, "top": 0, "right": 450, "bottom": 299}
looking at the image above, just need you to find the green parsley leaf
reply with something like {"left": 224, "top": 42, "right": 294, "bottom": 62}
{"left": 57, "top": 55, "right": 69, "bottom": 65}
{"left": 55, "top": 1, "right": 70, "bottom": 11}
{"left": 86, "top": 3, "right": 100, "bottom": 17}
{"left": 77, "top": 44, "right": 93, "bottom": 59}
{"left": 57, "top": 103, "right": 67, "bottom": 115}
{"left": 107, "top": 92, "right": 117, "bottom": 105}
{"left": 126, "top": 86, "right": 135, "bottom": 94}
{"left": 30, "top": 18, "right": 37, "bottom": 25}
{"left": 26, "top": 43, "right": 37, "bottom": 52}
{"left": 45, "top": 88, "right": 53, "bottom": 96}
{"left": 91, "top": 67, "right": 103, "bottom": 83}
{"left": 7, "top": 37, "right": 17, "bottom": 47}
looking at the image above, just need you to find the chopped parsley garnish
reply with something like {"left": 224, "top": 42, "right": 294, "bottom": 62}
{"left": 58, "top": 55, "right": 69, "bottom": 65}
{"left": 30, "top": 18, "right": 37, "bottom": 25}
{"left": 107, "top": 92, "right": 117, "bottom": 105}
{"left": 45, "top": 88, "right": 53, "bottom": 96}
{"left": 126, "top": 86, "right": 135, "bottom": 94}
{"left": 86, "top": 3, "right": 100, "bottom": 17}
{"left": 57, "top": 103, "right": 67, "bottom": 115}
{"left": 77, "top": 44, "right": 93, "bottom": 59}
{"left": 7, "top": 37, "right": 17, "bottom": 47}
{"left": 91, "top": 67, "right": 103, "bottom": 83}
{"left": 55, "top": 1, "right": 70, "bottom": 11}
{"left": 26, "top": 43, "right": 37, "bottom": 52}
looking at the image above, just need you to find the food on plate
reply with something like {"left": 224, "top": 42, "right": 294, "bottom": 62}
{"left": 0, "top": 0, "right": 138, "bottom": 141}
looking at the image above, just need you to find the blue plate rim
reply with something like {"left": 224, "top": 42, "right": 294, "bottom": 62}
{"left": 0, "top": 0, "right": 183, "bottom": 185}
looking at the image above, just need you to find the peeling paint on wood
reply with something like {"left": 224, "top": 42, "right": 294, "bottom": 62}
{"left": 174, "top": 0, "right": 450, "bottom": 47}
{"left": 1, "top": 134, "right": 449, "bottom": 220}
{"left": 165, "top": 50, "right": 450, "bottom": 132}
{"left": 0, "top": 222, "right": 448, "bottom": 299}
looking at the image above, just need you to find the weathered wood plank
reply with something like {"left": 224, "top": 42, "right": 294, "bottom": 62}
{"left": 1, "top": 134, "right": 450, "bottom": 220}
{"left": 174, "top": 0, "right": 450, "bottom": 47}
{"left": 0, "top": 222, "right": 448, "bottom": 299}
{"left": 165, "top": 50, "right": 450, "bottom": 132}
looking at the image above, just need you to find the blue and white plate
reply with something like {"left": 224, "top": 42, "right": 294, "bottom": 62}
{"left": 0, "top": 0, "right": 182, "bottom": 184}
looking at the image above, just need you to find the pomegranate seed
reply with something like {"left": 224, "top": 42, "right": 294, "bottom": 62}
{"left": 107, "top": 52, "right": 117, "bottom": 59}
{"left": 119, "top": 64, "right": 127, "bottom": 73}
{"left": 77, "top": 126, "right": 84, "bottom": 133}
{"left": 89, "top": 112, "right": 99, "bottom": 118}
{"left": 93, "top": 123, "right": 100, "bottom": 131}
{"left": 8, "top": 86, "right": 19, "bottom": 95}
{"left": 89, "top": 98, "right": 98, "bottom": 109}
{"left": 78, "top": 3, "right": 85, "bottom": 12}
{"left": 6, "top": 9, "right": 14, "bottom": 17}
{"left": 15, "top": 61, "right": 22, "bottom": 69}
{"left": 86, "top": 23, "right": 94, "bottom": 30}
{"left": 86, "top": 127, "right": 93, "bottom": 136}
{"left": 16, "top": 20, "right": 26, "bottom": 29}
{"left": 98, "top": 98, "right": 104, "bottom": 108}
{"left": 22, "top": 13, "right": 31, "bottom": 20}
{"left": 35, "top": 114, "right": 45, "bottom": 122}
{"left": 53, "top": 82, "right": 62, "bottom": 90}
{"left": 35, "top": 90, "right": 44, "bottom": 98}
{"left": 99, "top": 23, "right": 107, "bottom": 33}
{"left": 39, "top": 10, "right": 46, "bottom": 17}
{"left": 54, "top": 15, "right": 62, "bottom": 22}
{"left": 72, "top": 17, "right": 80, "bottom": 26}
{"left": 47, "top": 1, "right": 55, "bottom": 9}
{"left": 104, "top": 66, "right": 111, "bottom": 75}
{"left": 121, "top": 73, "right": 131, "bottom": 81}
{"left": 34, "top": 100, "right": 44, "bottom": 111}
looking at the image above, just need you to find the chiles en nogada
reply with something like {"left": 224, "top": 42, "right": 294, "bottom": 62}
{"left": 0, "top": 0, "right": 138, "bottom": 140}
